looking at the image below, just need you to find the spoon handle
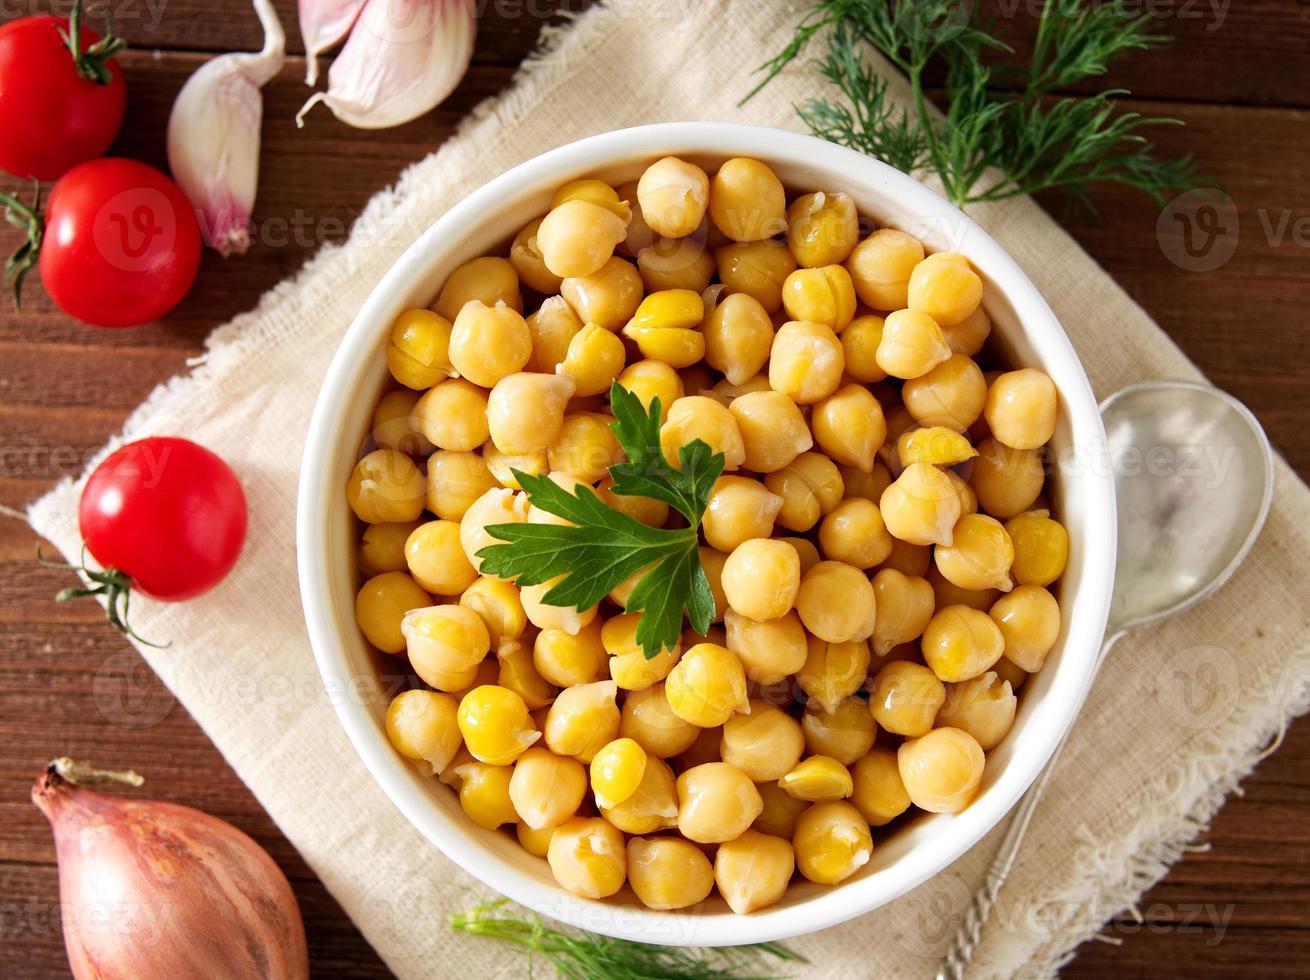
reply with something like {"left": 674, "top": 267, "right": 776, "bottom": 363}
{"left": 935, "top": 632, "right": 1124, "bottom": 980}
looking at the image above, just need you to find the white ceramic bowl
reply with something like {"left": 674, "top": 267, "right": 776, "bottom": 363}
{"left": 297, "top": 123, "right": 1116, "bottom": 947}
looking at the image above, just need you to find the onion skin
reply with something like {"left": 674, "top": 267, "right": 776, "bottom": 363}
{"left": 32, "top": 765, "right": 309, "bottom": 980}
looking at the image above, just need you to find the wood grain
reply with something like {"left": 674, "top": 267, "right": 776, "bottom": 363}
{"left": 2, "top": 1, "right": 1308, "bottom": 977}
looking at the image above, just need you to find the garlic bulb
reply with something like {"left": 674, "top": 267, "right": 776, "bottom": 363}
{"left": 166, "top": 0, "right": 285, "bottom": 256}
{"left": 297, "top": 0, "right": 476, "bottom": 130}
{"left": 299, "top": 0, "right": 368, "bottom": 86}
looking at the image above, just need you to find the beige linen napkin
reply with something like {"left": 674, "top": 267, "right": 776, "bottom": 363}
{"left": 28, "top": 2, "right": 1310, "bottom": 977}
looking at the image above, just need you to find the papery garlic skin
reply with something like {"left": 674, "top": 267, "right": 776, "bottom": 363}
{"left": 167, "top": 0, "right": 285, "bottom": 256}
{"left": 299, "top": 0, "right": 368, "bottom": 86}
{"left": 297, "top": 0, "right": 476, "bottom": 130}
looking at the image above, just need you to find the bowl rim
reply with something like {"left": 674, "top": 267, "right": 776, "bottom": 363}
{"left": 297, "top": 121, "right": 1116, "bottom": 947}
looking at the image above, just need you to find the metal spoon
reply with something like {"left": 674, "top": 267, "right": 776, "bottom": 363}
{"left": 938, "top": 379, "right": 1274, "bottom": 980}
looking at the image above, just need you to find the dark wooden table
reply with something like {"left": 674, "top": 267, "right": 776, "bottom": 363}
{"left": 2, "top": 1, "right": 1308, "bottom": 976}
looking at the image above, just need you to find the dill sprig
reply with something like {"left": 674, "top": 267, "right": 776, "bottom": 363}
{"left": 450, "top": 899, "right": 806, "bottom": 980}
{"left": 750, "top": 0, "right": 1201, "bottom": 210}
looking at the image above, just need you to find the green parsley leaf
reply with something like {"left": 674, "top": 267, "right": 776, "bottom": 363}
{"left": 476, "top": 381, "right": 725, "bottom": 659}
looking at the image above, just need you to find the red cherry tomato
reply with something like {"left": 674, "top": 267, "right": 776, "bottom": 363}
{"left": 79, "top": 438, "right": 247, "bottom": 601}
{"left": 0, "top": 8, "right": 126, "bottom": 180}
{"left": 40, "top": 159, "right": 202, "bottom": 328}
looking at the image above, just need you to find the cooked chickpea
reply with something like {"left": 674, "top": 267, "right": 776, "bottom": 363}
{"left": 720, "top": 700, "right": 804, "bottom": 781}
{"left": 509, "top": 217, "right": 563, "bottom": 294}
{"left": 753, "top": 780, "right": 810, "bottom": 838}
{"left": 385, "top": 689, "right": 461, "bottom": 774}
{"left": 521, "top": 575, "right": 599, "bottom": 634}
{"left": 869, "top": 660, "right": 946, "bottom": 736}
{"left": 781, "top": 265, "right": 857, "bottom": 333}
{"left": 447, "top": 301, "right": 533, "bottom": 388}
{"left": 714, "top": 239, "right": 797, "bottom": 313}
{"left": 788, "top": 191, "right": 859, "bottom": 267}
{"left": 497, "top": 640, "right": 558, "bottom": 709}
{"left": 809, "top": 385, "right": 886, "bottom": 476}
{"left": 781, "top": 537, "right": 823, "bottom": 576}
{"left": 347, "top": 449, "right": 426, "bottom": 524}
{"left": 537, "top": 199, "right": 628, "bottom": 279}
{"left": 404, "top": 520, "right": 478, "bottom": 596}
{"left": 896, "top": 426, "right": 977, "bottom": 468}
{"left": 817, "top": 499, "right": 893, "bottom": 570}
{"left": 588, "top": 736, "right": 648, "bottom": 809}
{"left": 458, "top": 576, "right": 526, "bottom": 646}
{"left": 1006, "top": 511, "right": 1069, "bottom": 586}
{"left": 984, "top": 369, "right": 1057, "bottom": 449}
{"left": 794, "top": 800, "right": 872, "bottom": 885}
{"left": 626, "top": 837, "right": 715, "bottom": 911}
{"left": 457, "top": 684, "right": 540, "bottom": 765}
{"left": 922, "top": 604, "right": 1005, "bottom": 682}
{"left": 548, "top": 412, "right": 622, "bottom": 482}
{"left": 797, "top": 561, "right": 877, "bottom": 646}
{"left": 460, "top": 487, "right": 530, "bottom": 574}
{"left": 938, "top": 671, "right": 1017, "bottom": 749}
{"left": 705, "top": 157, "right": 787, "bottom": 243}
{"left": 660, "top": 395, "right": 746, "bottom": 470}
{"left": 841, "top": 460, "right": 893, "bottom": 503}
{"left": 387, "top": 308, "right": 455, "bottom": 389}
{"left": 548, "top": 816, "right": 627, "bottom": 899}
{"left": 555, "top": 324, "right": 625, "bottom": 397}
{"left": 903, "top": 354, "right": 987, "bottom": 432}
{"left": 714, "top": 830, "right": 795, "bottom": 915}
{"left": 676, "top": 762, "right": 763, "bottom": 844}
{"left": 927, "top": 564, "right": 998, "bottom": 613}
{"left": 561, "top": 255, "right": 644, "bottom": 331}
{"left": 525, "top": 295, "right": 582, "bottom": 373}
{"left": 665, "top": 643, "right": 749, "bottom": 728}
{"left": 615, "top": 358, "right": 683, "bottom": 422}
{"left": 421, "top": 451, "right": 494, "bottom": 523}
{"left": 851, "top": 747, "right": 912, "bottom": 826}
{"left": 596, "top": 476, "right": 670, "bottom": 527}
{"left": 402, "top": 605, "right": 489, "bottom": 687}
{"left": 637, "top": 238, "right": 716, "bottom": 293}
{"left": 898, "top": 727, "right": 985, "bottom": 813}
{"left": 880, "top": 537, "right": 933, "bottom": 577}
{"left": 533, "top": 619, "right": 606, "bottom": 687}
{"left": 702, "top": 292, "right": 773, "bottom": 384}
{"left": 841, "top": 314, "right": 888, "bottom": 383}
{"left": 969, "top": 438, "right": 1046, "bottom": 518}
{"left": 638, "top": 156, "right": 710, "bottom": 238}
{"left": 846, "top": 228, "right": 925, "bottom": 310}
{"left": 544, "top": 680, "right": 619, "bottom": 763}
{"left": 936, "top": 513, "right": 1015, "bottom": 593}
{"left": 703, "top": 476, "right": 784, "bottom": 552}
{"left": 484, "top": 372, "right": 575, "bottom": 457}
{"left": 942, "top": 303, "right": 991, "bottom": 357}
{"left": 507, "top": 746, "right": 587, "bottom": 830}
{"left": 768, "top": 319, "right": 845, "bottom": 404}
{"left": 622, "top": 321, "right": 705, "bottom": 369}
{"left": 722, "top": 538, "right": 800, "bottom": 621}
{"left": 803, "top": 697, "right": 877, "bottom": 765}
{"left": 453, "top": 760, "right": 518, "bottom": 829}
{"left": 516, "top": 822, "right": 556, "bottom": 857}
{"left": 780, "top": 755, "right": 854, "bottom": 802}
{"left": 765, "top": 452, "right": 844, "bottom": 531}
{"left": 723, "top": 609, "right": 807, "bottom": 684}
{"left": 876, "top": 308, "right": 952, "bottom": 380}
{"left": 727, "top": 389, "right": 812, "bottom": 473}
{"left": 434, "top": 257, "right": 521, "bottom": 323}
{"left": 908, "top": 252, "right": 983, "bottom": 327}
{"left": 359, "top": 521, "right": 421, "bottom": 576}
{"left": 620, "top": 682, "right": 700, "bottom": 758}
{"left": 484, "top": 445, "right": 549, "bottom": 490}
{"left": 371, "top": 389, "right": 431, "bottom": 457}
{"left": 870, "top": 568, "right": 935, "bottom": 656}
{"left": 603, "top": 613, "right": 681, "bottom": 690}
{"left": 600, "top": 756, "right": 679, "bottom": 834}
{"left": 799, "top": 631, "right": 871, "bottom": 712}
{"left": 550, "top": 178, "right": 630, "bottom": 218}
{"left": 414, "top": 379, "right": 490, "bottom": 453}
{"left": 880, "top": 462, "right": 962, "bottom": 547}
{"left": 991, "top": 584, "right": 1061, "bottom": 672}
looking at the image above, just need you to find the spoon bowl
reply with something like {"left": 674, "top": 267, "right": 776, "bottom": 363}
{"left": 1101, "top": 379, "right": 1275, "bottom": 637}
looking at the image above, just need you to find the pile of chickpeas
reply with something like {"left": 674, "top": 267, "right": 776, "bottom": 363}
{"left": 347, "top": 154, "right": 1069, "bottom": 915}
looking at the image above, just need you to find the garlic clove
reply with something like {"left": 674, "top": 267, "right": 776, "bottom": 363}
{"left": 167, "top": 0, "right": 285, "bottom": 257}
{"left": 298, "top": 0, "right": 368, "bottom": 86}
{"left": 297, "top": 0, "right": 476, "bottom": 130}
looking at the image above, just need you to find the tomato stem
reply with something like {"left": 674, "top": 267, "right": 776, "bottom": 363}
{"left": 0, "top": 185, "right": 42, "bottom": 310}
{"left": 37, "top": 546, "right": 168, "bottom": 648}
{"left": 60, "top": 0, "right": 127, "bottom": 86}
